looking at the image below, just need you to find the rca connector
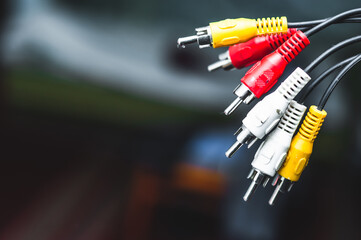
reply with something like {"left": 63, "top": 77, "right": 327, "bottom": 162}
{"left": 177, "top": 17, "right": 288, "bottom": 49}
{"left": 269, "top": 106, "right": 327, "bottom": 205}
{"left": 208, "top": 28, "right": 298, "bottom": 72}
{"left": 225, "top": 68, "right": 310, "bottom": 158}
{"left": 224, "top": 30, "right": 310, "bottom": 115}
{"left": 243, "top": 101, "right": 306, "bottom": 202}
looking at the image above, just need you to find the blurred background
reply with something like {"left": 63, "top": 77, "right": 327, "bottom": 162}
{"left": 1, "top": 0, "right": 361, "bottom": 239}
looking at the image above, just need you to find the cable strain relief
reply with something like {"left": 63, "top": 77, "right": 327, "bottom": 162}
{"left": 256, "top": 17, "right": 288, "bottom": 35}
{"left": 277, "top": 67, "right": 311, "bottom": 101}
{"left": 277, "top": 101, "right": 306, "bottom": 134}
{"left": 298, "top": 105, "right": 327, "bottom": 142}
{"left": 276, "top": 30, "right": 310, "bottom": 63}
{"left": 267, "top": 28, "right": 298, "bottom": 50}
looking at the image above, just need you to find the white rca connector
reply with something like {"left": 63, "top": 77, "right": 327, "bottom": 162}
{"left": 243, "top": 100, "right": 306, "bottom": 201}
{"left": 225, "top": 67, "right": 311, "bottom": 158}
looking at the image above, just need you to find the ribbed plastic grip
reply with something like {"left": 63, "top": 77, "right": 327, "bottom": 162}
{"left": 256, "top": 17, "right": 288, "bottom": 35}
{"left": 299, "top": 106, "right": 327, "bottom": 142}
{"left": 278, "top": 101, "right": 307, "bottom": 134}
{"left": 228, "top": 28, "right": 297, "bottom": 69}
{"left": 277, "top": 67, "right": 311, "bottom": 101}
{"left": 276, "top": 30, "right": 310, "bottom": 63}
{"left": 267, "top": 28, "right": 298, "bottom": 50}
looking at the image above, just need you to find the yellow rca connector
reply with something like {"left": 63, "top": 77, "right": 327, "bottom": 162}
{"left": 177, "top": 17, "right": 288, "bottom": 48}
{"left": 269, "top": 105, "right": 327, "bottom": 205}
{"left": 211, "top": 17, "right": 288, "bottom": 48}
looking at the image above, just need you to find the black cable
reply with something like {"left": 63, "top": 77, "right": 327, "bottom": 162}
{"left": 318, "top": 54, "right": 361, "bottom": 109}
{"left": 297, "top": 27, "right": 311, "bottom": 32}
{"left": 304, "top": 8, "right": 361, "bottom": 37}
{"left": 304, "top": 35, "right": 361, "bottom": 73}
{"left": 288, "top": 16, "right": 361, "bottom": 28}
{"left": 298, "top": 55, "right": 358, "bottom": 103}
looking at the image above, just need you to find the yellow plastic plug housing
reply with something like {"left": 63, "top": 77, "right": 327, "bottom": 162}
{"left": 278, "top": 105, "right": 327, "bottom": 182}
{"left": 269, "top": 105, "right": 327, "bottom": 205}
{"left": 210, "top": 17, "right": 288, "bottom": 48}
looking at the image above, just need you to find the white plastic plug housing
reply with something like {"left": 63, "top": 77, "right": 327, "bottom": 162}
{"left": 242, "top": 68, "right": 311, "bottom": 139}
{"left": 225, "top": 67, "right": 311, "bottom": 158}
{"left": 241, "top": 67, "right": 310, "bottom": 145}
{"left": 242, "top": 100, "right": 307, "bottom": 201}
{"left": 251, "top": 100, "right": 307, "bottom": 177}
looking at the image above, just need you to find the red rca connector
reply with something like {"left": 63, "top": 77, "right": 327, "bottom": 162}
{"left": 224, "top": 30, "right": 310, "bottom": 116}
{"left": 208, "top": 28, "right": 298, "bottom": 72}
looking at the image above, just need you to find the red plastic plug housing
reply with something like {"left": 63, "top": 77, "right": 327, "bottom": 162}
{"left": 229, "top": 28, "right": 298, "bottom": 69}
{"left": 241, "top": 30, "right": 310, "bottom": 98}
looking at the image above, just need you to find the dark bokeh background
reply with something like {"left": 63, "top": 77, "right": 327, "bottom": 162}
{"left": 1, "top": 1, "right": 361, "bottom": 239}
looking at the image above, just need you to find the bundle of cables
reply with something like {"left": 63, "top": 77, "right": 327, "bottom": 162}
{"left": 177, "top": 8, "right": 361, "bottom": 205}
